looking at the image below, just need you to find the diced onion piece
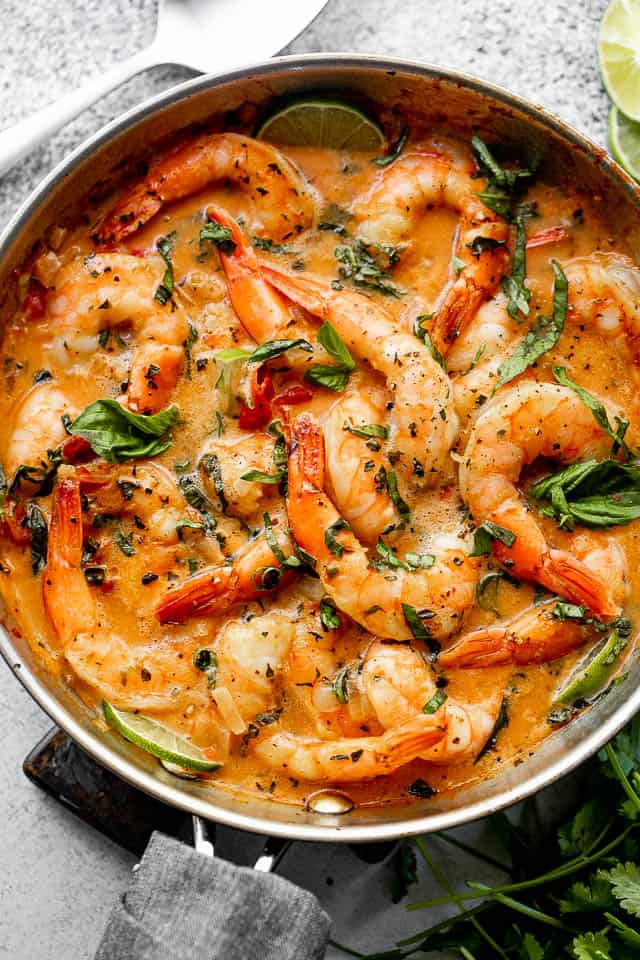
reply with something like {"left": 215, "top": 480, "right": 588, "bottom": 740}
{"left": 212, "top": 685, "right": 246, "bottom": 735}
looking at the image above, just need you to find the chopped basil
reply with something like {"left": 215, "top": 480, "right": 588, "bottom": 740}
{"left": 475, "top": 696, "right": 509, "bottom": 763}
{"left": 8, "top": 461, "right": 58, "bottom": 500}
{"left": 402, "top": 603, "right": 439, "bottom": 654}
{"left": 251, "top": 565, "right": 282, "bottom": 591}
{"left": 178, "top": 474, "right": 218, "bottom": 534}
{"left": 373, "top": 126, "right": 409, "bottom": 167}
{"left": 240, "top": 469, "right": 281, "bottom": 484}
{"left": 33, "top": 369, "right": 52, "bottom": 384}
{"left": 407, "top": 778, "right": 436, "bottom": 798}
{"left": 324, "top": 517, "right": 350, "bottom": 558}
{"left": 114, "top": 528, "right": 135, "bottom": 557}
{"left": 175, "top": 518, "right": 208, "bottom": 539}
{"left": 334, "top": 239, "right": 404, "bottom": 298}
{"left": 452, "top": 256, "right": 466, "bottom": 275}
{"left": 553, "top": 366, "right": 633, "bottom": 460}
{"left": 320, "top": 596, "right": 341, "bottom": 631}
{"left": 476, "top": 569, "right": 519, "bottom": 613}
{"left": 199, "top": 217, "right": 236, "bottom": 255}
{"left": 154, "top": 231, "right": 177, "bottom": 305}
{"left": 423, "top": 689, "right": 447, "bottom": 714}
{"left": 375, "top": 538, "right": 409, "bottom": 571}
{"left": 405, "top": 551, "right": 436, "bottom": 570}
{"left": 216, "top": 338, "right": 312, "bottom": 367}
{"left": 497, "top": 260, "right": 567, "bottom": 388}
{"left": 470, "top": 521, "right": 517, "bottom": 557}
{"left": 461, "top": 343, "right": 487, "bottom": 376}
{"left": 183, "top": 322, "right": 198, "bottom": 380}
{"left": 68, "top": 400, "right": 179, "bottom": 462}
{"left": 387, "top": 470, "right": 410, "bottom": 521}
{"left": 263, "top": 511, "right": 300, "bottom": 569}
{"left": 26, "top": 502, "right": 48, "bottom": 575}
{"left": 251, "top": 236, "right": 297, "bottom": 255}
{"left": 501, "top": 215, "right": 531, "bottom": 320}
{"left": 332, "top": 664, "right": 349, "bottom": 703}
{"left": 530, "top": 457, "right": 640, "bottom": 530}
{"left": 466, "top": 236, "right": 507, "bottom": 258}
{"left": 413, "top": 315, "right": 447, "bottom": 371}
{"left": 199, "top": 454, "right": 227, "bottom": 514}
{"left": 472, "top": 137, "right": 533, "bottom": 220}
{"left": 193, "top": 647, "right": 218, "bottom": 689}
{"left": 343, "top": 421, "right": 388, "bottom": 441}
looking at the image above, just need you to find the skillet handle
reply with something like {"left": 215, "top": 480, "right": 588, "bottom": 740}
{"left": 94, "top": 822, "right": 330, "bottom": 960}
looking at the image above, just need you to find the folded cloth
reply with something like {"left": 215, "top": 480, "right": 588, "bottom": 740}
{"left": 94, "top": 831, "right": 330, "bottom": 960}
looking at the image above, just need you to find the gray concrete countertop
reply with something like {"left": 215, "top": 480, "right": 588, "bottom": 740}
{"left": 0, "top": 2, "right": 611, "bottom": 958}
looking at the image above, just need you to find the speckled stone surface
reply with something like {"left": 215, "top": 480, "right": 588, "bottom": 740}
{"left": 0, "top": 2, "right": 612, "bottom": 958}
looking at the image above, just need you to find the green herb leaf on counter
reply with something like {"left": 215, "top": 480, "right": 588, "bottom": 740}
{"left": 68, "top": 400, "right": 179, "bottom": 462}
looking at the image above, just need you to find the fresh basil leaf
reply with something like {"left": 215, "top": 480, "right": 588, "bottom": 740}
{"left": 476, "top": 569, "right": 519, "bottom": 613}
{"left": 471, "top": 137, "right": 532, "bottom": 193}
{"left": 423, "top": 689, "right": 447, "bottom": 714}
{"left": 452, "top": 255, "right": 466, "bottom": 275}
{"left": 175, "top": 518, "right": 207, "bottom": 539}
{"left": 470, "top": 521, "right": 517, "bottom": 557}
{"left": 324, "top": 518, "right": 351, "bottom": 558}
{"left": 199, "top": 453, "right": 228, "bottom": 514}
{"left": 373, "top": 126, "right": 409, "bottom": 167}
{"left": 114, "top": 528, "right": 135, "bottom": 557}
{"left": 251, "top": 236, "right": 297, "bottom": 255}
{"left": 405, "top": 551, "right": 436, "bottom": 569}
{"left": 497, "top": 260, "right": 567, "bottom": 388}
{"left": 263, "top": 511, "right": 300, "bottom": 569}
{"left": 320, "top": 596, "right": 341, "bottom": 630}
{"left": 317, "top": 322, "right": 356, "bottom": 370}
{"left": 375, "top": 538, "right": 409, "bottom": 571}
{"left": 475, "top": 696, "right": 509, "bottom": 762}
{"left": 553, "top": 366, "right": 633, "bottom": 460}
{"left": 178, "top": 475, "right": 218, "bottom": 534}
{"left": 402, "top": 603, "right": 439, "bottom": 654}
{"left": 183, "top": 322, "right": 198, "bottom": 380}
{"left": 413, "top": 315, "right": 447, "bottom": 370}
{"left": 502, "top": 215, "right": 531, "bottom": 320}
{"left": 246, "top": 338, "right": 313, "bottom": 365}
{"left": 26, "top": 502, "right": 48, "bottom": 575}
{"left": 215, "top": 347, "right": 253, "bottom": 363}
{"left": 304, "top": 364, "right": 352, "bottom": 392}
{"left": 68, "top": 400, "right": 179, "bottom": 462}
{"left": 154, "top": 231, "right": 177, "bottom": 305}
{"left": 199, "top": 218, "right": 236, "bottom": 255}
{"left": 193, "top": 647, "right": 218, "bottom": 689}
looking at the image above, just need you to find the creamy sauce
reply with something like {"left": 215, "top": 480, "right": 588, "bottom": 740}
{"left": 0, "top": 128, "right": 638, "bottom": 810}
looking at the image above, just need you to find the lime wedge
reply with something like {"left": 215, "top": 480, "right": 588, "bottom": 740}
{"left": 103, "top": 700, "right": 222, "bottom": 773}
{"left": 609, "top": 104, "right": 640, "bottom": 180}
{"left": 555, "top": 626, "right": 628, "bottom": 705}
{"left": 257, "top": 99, "right": 385, "bottom": 150}
{"left": 599, "top": 0, "right": 640, "bottom": 121}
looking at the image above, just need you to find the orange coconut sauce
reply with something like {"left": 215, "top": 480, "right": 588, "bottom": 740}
{"left": 0, "top": 129, "right": 638, "bottom": 811}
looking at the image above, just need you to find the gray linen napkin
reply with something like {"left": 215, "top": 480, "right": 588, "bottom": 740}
{"left": 94, "top": 831, "right": 330, "bottom": 960}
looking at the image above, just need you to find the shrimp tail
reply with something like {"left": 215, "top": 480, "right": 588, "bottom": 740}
{"left": 261, "top": 266, "right": 330, "bottom": 320}
{"left": 379, "top": 714, "right": 447, "bottom": 766}
{"left": 155, "top": 567, "right": 237, "bottom": 623}
{"left": 544, "top": 549, "right": 620, "bottom": 620}
{"left": 47, "top": 476, "right": 83, "bottom": 569}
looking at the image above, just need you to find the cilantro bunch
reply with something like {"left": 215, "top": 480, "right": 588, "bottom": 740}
{"left": 336, "top": 717, "right": 640, "bottom": 959}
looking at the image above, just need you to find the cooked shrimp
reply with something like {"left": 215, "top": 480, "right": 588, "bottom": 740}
{"left": 352, "top": 151, "right": 509, "bottom": 349}
{"left": 212, "top": 613, "right": 295, "bottom": 733}
{"left": 95, "top": 133, "right": 316, "bottom": 246}
{"left": 254, "top": 713, "right": 447, "bottom": 782}
{"left": 4, "top": 382, "right": 76, "bottom": 477}
{"left": 198, "top": 430, "right": 277, "bottom": 522}
{"left": 43, "top": 474, "right": 205, "bottom": 712}
{"left": 362, "top": 640, "right": 500, "bottom": 764}
{"left": 286, "top": 413, "right": 478, "bottom": 641}
{"left": 43, "top": 253, "right": 188, "bottom": 413}
{"left": 460, "top": 381, "right": 626, "bottom": 617}
{"left": 322, "top": 391, "right": 396, "bottom": 542}
{"left": 264, "top": 267, "right": 459, "bottom": 492}
{"left": 155, "top": 512, "right": 297, "bottom": 623}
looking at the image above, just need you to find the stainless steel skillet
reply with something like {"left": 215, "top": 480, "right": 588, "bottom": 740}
{"left": 1, "top": 55, "right": 640, "bottom": 854}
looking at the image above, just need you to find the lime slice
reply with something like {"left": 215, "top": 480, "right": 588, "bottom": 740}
{"left": 599, "top": 0, "right": 640, "bottom": 121}
{"left": 103, "top": 700, "right": 222, "bottom": 773}
{"left": 609, "top": 104, "right": 640, "bottom": 180}
{"left": 555, "top": 626, "right": 628, "bottom": 705}
{"left": 257, "top": 99, "right": 385, "bottom": 150}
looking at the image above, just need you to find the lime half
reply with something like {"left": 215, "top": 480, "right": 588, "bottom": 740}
{"left": 555, "top": 626, "right": 628, "bottom": 705}
{"left": 599, "top": 0, "right": 640, "bottom": 121}
{"left": 257, "top": 99, "right": 385, "bottom": 150}
{"left": 103, "top": 700, "right": 222, "bottom": 773}
{"left": 609, "top": 104, "right": 640, "bottom": 180}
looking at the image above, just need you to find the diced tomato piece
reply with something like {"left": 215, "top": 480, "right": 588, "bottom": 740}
{"left": 273, "top": 383, "right": 314, "bottom": 407}
{"left": 61, "top": 435, "right": 94, "bottom": 464}
{"left": 526, "top": 226, "right": 569, "bottom": 249}
{"left": 22, "top": 280, "right": 47, "bottom": 320}
{"left": 239, "top": 369, "right": 274, "bottom": 431}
